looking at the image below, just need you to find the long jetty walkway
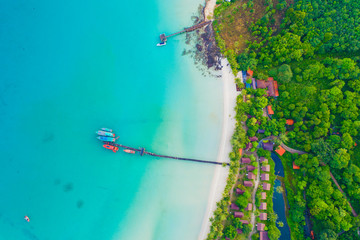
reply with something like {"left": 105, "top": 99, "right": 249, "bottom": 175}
{"left": 105, "top": 142, "right": 228, "bottom": 166}
{"left": 160, "top": 21, "right": 211, "bottom": 43}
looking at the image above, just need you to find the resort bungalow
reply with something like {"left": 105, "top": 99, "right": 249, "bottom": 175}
{"left": 262, "top": 165, "right": 270, "bottom": 172}
{"left": 293, "top": 162, "right": 301, "bottom": 170}
{"left": 267, "top": 105, "right": 274, "bottom": 115}
{"left": 260, "top": 231, "right": 270, "bottom": 240}
{"left": 247, "top": 165, "right": 256, "bottom": 171}
{"left": 236, "top": 188, "right": 245, "bottom": 194}
{"left": 231, "top": 203, "right": 240, "bottom": 210}
{"left": 258, "top": 129, "right": 265, "bottom": 134}
{"left": 234, "top": 211, "right": 244, "bottom": 218}
{"left": 256, "top": 77, "right": 279, "bottom": 97}
{"left": 262, "top": 142, "right": 274, "bottom": 151}
{"left": 259, "top": 202, "right": 267, "bottom": 210}
{"left": 244, "top": 181, "right": 253, "bottom": 187}
{"left": 286, "top": 119, "right": 294, "bottom": 125}
{"left": 261, "top": 192, "right": 267, "bottom": 200}
{"left": 245, "top": 142, "right": 253, "bottom": 151}
{"left": 247, "top": 172, "right": 256, "bottom": 180}
{"left": 257, "top": 223, "right": 266, "bottom": 231}
{"left": 275, "top": 145, "right": 286, "bottom": 156}
{"left": 245, "top": 203, "right": 253, "bottom": 211}
{"left": 261, "top": 173, "right": 270, "bottom": 181}
{"left": 263, "top": 182, "right": 271, "bottom": 191}
{"left": 260, "top": 157, "right": 268, "bottom": 163}
{"left": 240, "top": 220, "right": 249, "bottom": 225}
{"left": 259, "top": 213, "right": 267, "bottom": 221}
{"left": 242, "top": 158, "right": 251, "bottom": 164}
{"left": 249, "top": 136, "right": 258, "bottom": 141}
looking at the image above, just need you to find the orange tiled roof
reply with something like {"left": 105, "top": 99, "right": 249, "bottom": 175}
{"left": 239, "top": 148, "right": 243, "bottom": 155}
{"left": 273, "top": 80, "right": 279, "bottom": 97}
{"left": 293, "top": 162, "right": 300, "bottom": 170}
{"left": 247, "top": 69, "right": 253, "bottom": 76}
{"left": 275, "top": 146, "right": 286, "bottom": 156}
{"left": 267, "top": 105, "right": 274, "bottom": 115}
{"left": 286, "top": 119, "right": 294, "bottom": 125}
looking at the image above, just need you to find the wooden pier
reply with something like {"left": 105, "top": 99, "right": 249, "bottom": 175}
{"left": 104, "top": 142, "right": 229, "bottom": 166}
{"left": 159, "top": 21, "right": 211, "bottom": 43}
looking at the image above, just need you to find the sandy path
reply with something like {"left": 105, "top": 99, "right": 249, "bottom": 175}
{"left": 197, "top": 59, "right": 238, "bottom": 240}
{"left": 248, "top": 153, "right": 260, "bottom": 239}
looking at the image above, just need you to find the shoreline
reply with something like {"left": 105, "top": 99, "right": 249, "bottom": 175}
{"left": 198, "top": 59, "right": 238, "bottom": 240}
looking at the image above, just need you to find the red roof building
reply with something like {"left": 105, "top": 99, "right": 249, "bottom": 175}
{"left": 242, "top": 158, "right": 251, "bottom": 164}
{"left": 286, "top": 119, "right": 294, "bottom": 125}
{"left": 247, "top": 172, "right": 256, "bottom": 180}
{"left": 293, "top": 162, "right": 300, "bottom": 170}
{"left": 261, "top": 173, "right": 270, "bottom": 181}
{"left": 276, "top": 146, "right": 286, "bottom": 156}
{"left": 247, "top": 69, "right": 253, "bottom": 77}
{"left": 236, "top": 188, "right": 245, "bottom": 194}
{"left": 234, "top": 211, "right": 244, "bottom": 218}
{"left": 263, "top": 182, "right": 271, "bottom": 191}
{"left": 259, "top": 202, "right": 267, "bottom": 210}
{"left": 260, "top": 157, "right": 268, "bottom": 163}
{"left": 260, "top": 213, "right": 267, "bottom": 221}
{"left": 249, "top": 136, "right": 259, "bottom": 141}
{"left": 257, "top": 223, "right": 266, "bottom": 231}
{"left": 245, "top": 203, "right": 253, "bottom": 211}
{"left": 267, "top": 105, "right": 274, "bottom": 115}
{"left": 244, "top": 181, "right": 253, "bottom": 187}
{"left": 240, "top": 220, "right": 249, "bottom": 225}
{"left": 231, "top": 203, "right": 240, "bottom": 210}
{"left": 260, "top": 231, "right": 270, "bottom": 240}
{"left": 247, "top": 165, "right": 256, "bottom": 171}
{"left": 261, "top": 192, "right": 267, "bottom": 200}
{"left": 256, "top": 78, "right": 279, "bottom": 97}
{"left": 262, "top": 165, "right": 270, "bottom": 172}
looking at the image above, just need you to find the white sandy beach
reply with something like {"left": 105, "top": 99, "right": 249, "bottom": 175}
{"left": 198, "top": 59, "right": 239, "bottom": 240}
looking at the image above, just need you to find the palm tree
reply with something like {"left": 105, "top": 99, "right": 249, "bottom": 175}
{"left": 279, "top": 133, "right": 289, "bottom": 144}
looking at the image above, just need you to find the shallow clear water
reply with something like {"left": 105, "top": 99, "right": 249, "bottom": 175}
{"left": 0, "top": 0, "right": 223, "bottom": 239}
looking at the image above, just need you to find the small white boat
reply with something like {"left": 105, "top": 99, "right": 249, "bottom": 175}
{"left": 157, "top": 42, "right": 166, "bottom": 47}
{"left": 100, "top": 128, "right": 113, "bottom": 132}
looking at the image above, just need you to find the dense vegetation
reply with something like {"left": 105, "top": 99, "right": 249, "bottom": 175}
{"left": 210, "top": 0, "right": 360, "bottom": 239}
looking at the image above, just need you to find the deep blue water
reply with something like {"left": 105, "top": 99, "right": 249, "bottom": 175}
{"left": 0, "top": 0, "right": 223, "bottom": 239}
{"left": 271, "top": 152, "right": 284, "bottom": 177}
{"left": 273, "top": 179, "right": 291, "bottom": 240}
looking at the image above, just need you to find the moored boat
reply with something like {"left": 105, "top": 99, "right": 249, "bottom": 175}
{"left": 103, "top": 144, "right": 119, "bottom": 152}
{"left": 100, "top": 128, "right": 113, "bottom": 132}
{"left": 96, "top": 130, "right": 115, "bottom": 137}
{"left": 97, "top": 136, "right": 116, "bottom": 142}
{"left": 24, "top": 216, "right": 30, "bottom": 222}
{"left": 157, "top": 42, "right": 166, "bottom": 47}
{"left": 124, "top": 149, "right": 136, "bottom": 154}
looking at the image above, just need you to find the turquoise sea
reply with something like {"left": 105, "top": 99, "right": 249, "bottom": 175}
{"left": 0, "top": 0, "right": 223, "bottom": 239}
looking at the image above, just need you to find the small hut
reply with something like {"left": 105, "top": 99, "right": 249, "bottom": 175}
{"left": 247, "top": 172, "right": 256, "bottom": 180}
{"left": 231, "top": 203, "right": 239, "bottom": 210}
{"left": 259, "top": 213, "right": 267, "bottom": 221}
{"left": 259, "top": 202, "right": 267, "bottom": 210}
{"left": 236, "top": 188, "right": 245, "bottom": 194}
{"left": 257, "top": 223, "right": 266, "bottom": 231}
{"left": 247, "top": 165, "right": 256, "bottom": 171}
{"left": 261, "top": 192, "right": 267, "bottom": 200}
{"left": 263, "top": 182, "right": 271, "bottom": 191}
{"left": 245, "top": 203, "right": 253, "bottom": 211}
{"left": 244, "top": 181, "right": 253, "bottom": 187}
{"left": 242, "top": 158, "right": 251, "bottom": 164}
{"left": 234, "top": 211, "right": 244, "bottom": 218}
{"left": 261, "top": 173, "right": 270, "bottom": 181}
{"left": 262, "top": 165, "right": 270, "bottom": 172}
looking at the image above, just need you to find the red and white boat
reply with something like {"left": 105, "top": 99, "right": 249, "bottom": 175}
{"left": 123, "top": 149, "right": 135, "bottom": 154}
{"left": 103, "top": 144, "right": 119, "bottom": 153}
{"left": 24, "top": 216, "right": 30, "bottom": 222}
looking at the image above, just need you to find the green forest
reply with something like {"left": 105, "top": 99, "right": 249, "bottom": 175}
{"left": 208, "top": 0, "right": 360, "bottom": 239}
